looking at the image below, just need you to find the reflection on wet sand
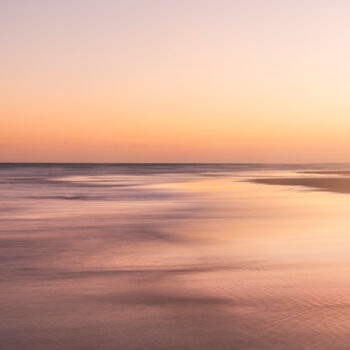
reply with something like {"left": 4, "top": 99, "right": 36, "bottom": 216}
{"left": 2, "top": 164, "right": 350, "bottom": 350}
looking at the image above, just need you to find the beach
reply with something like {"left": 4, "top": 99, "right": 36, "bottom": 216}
{"left": 2, "top": 164, "right": 350, "bottom": 349}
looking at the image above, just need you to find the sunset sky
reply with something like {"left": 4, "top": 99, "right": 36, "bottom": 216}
{"left": 1, "top": 0, "right": 350, "bottom": 162}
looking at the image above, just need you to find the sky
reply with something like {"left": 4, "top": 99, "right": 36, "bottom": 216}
{"left": 1, "top": 0, "right": 350, "bottom": 163}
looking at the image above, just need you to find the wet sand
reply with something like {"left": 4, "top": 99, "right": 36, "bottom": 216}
{"left": 300, "top": 170, "right": 350, "bottom": 175}
{"left": 251, "top": 177, "right": 350, "bottom": 194}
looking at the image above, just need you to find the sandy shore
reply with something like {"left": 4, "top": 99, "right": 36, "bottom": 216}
{"left": 251, "top": 176, "right": 350, "bottom": 194}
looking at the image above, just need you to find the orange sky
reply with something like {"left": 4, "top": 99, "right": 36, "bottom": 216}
{"left": 1, "top": 0, "right": 350, "bottom": 162}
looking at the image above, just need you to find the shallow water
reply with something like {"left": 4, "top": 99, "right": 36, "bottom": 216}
{"left": 2, "top": 163, "right": 350, "bottom": 350}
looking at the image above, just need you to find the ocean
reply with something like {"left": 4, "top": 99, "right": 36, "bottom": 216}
{"left": 2, "top": 163, "right": 350, "bottom": 350}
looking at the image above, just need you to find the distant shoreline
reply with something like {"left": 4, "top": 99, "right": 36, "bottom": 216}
{"left": 251, "top": 176, "right": 350, "bottom": 195}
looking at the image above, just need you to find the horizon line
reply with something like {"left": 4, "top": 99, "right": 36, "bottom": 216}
{"left": 1, "top": 162, "right": 350, "bottom": 165}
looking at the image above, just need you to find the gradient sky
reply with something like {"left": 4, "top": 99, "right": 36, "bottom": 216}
{"left": 1, "top": 0, "right": 350, "bottom": 162}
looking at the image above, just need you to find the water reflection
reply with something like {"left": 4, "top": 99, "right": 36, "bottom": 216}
{"left": 2, "top": 164, "right": 350, "bottom": 349}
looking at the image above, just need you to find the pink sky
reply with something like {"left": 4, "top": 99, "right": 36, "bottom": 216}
{"left": 1, "top": 0, "right": 350, "bottom": 162}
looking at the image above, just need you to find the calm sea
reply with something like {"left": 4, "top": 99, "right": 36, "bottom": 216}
{"left": 2, "top": 163, "right": 350, "bottom": 350}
